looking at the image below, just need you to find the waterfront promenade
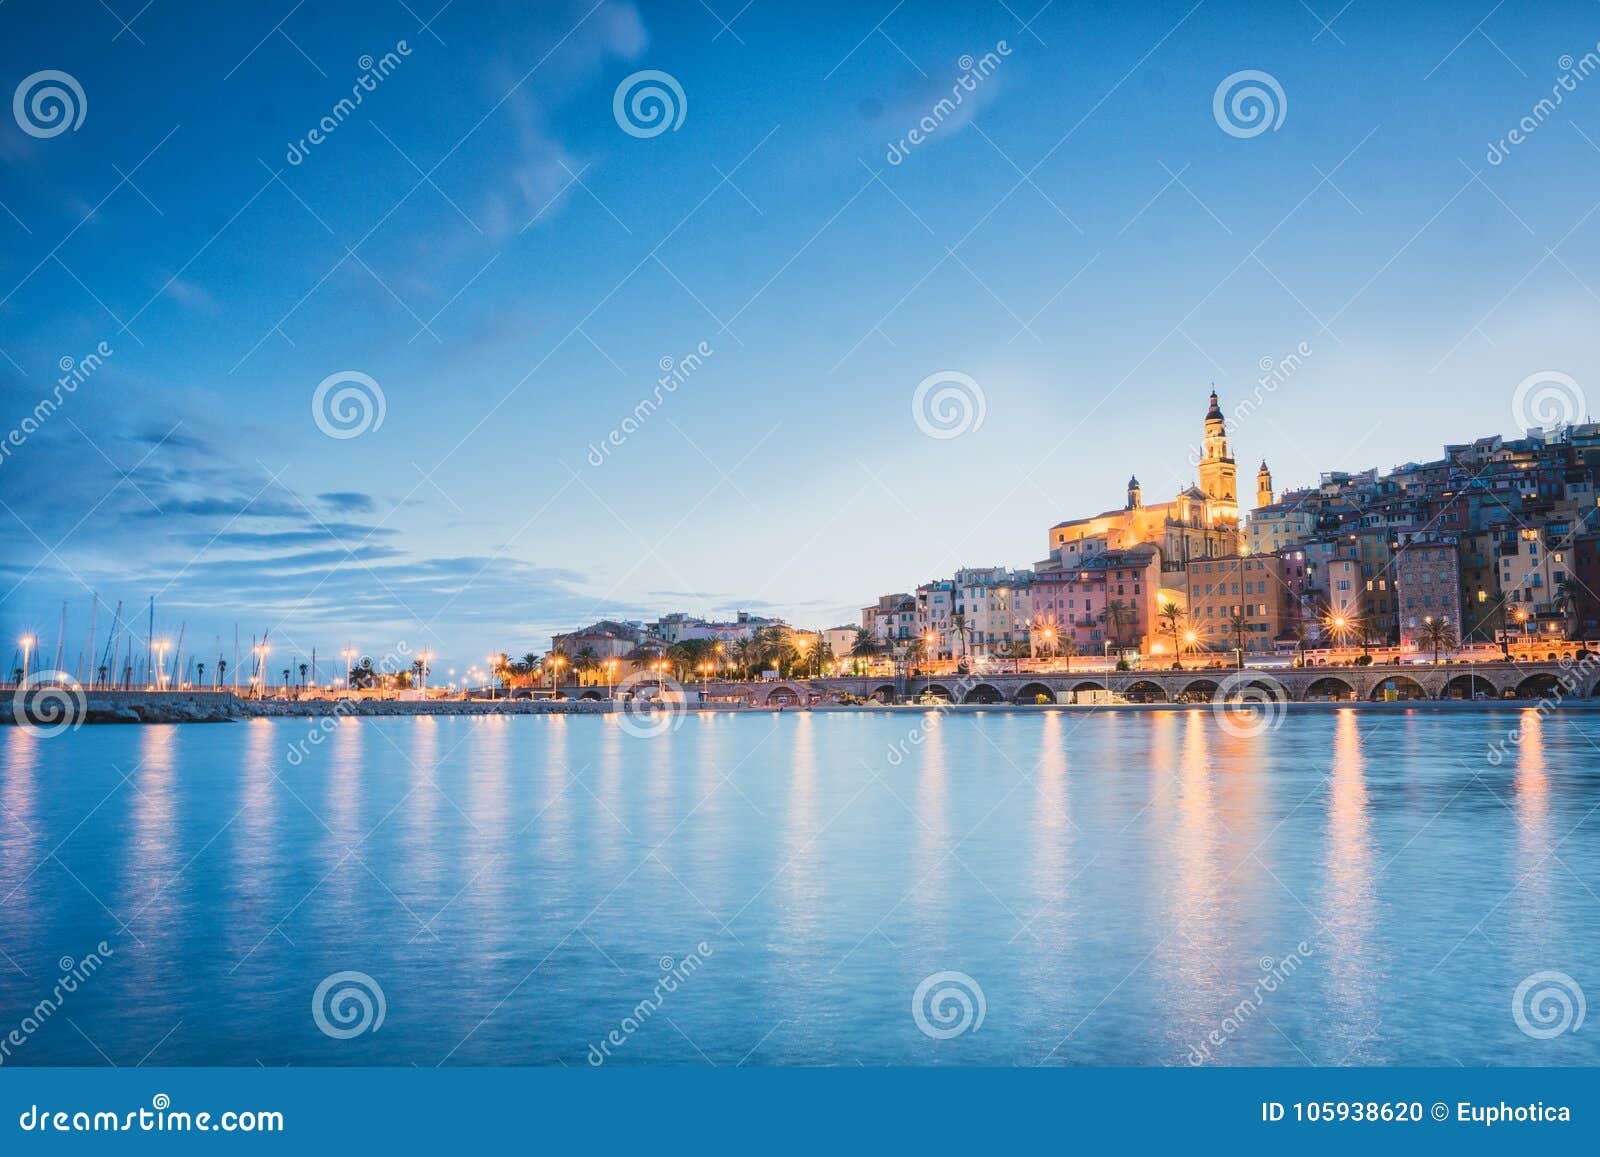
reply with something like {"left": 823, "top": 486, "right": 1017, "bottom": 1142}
{"left": 4, "top": 658, "right": 1598, "bottom": 724}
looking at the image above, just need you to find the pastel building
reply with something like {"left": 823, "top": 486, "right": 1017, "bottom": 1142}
{"left": 1183, "top": 554, "right": 1294, "bottom": 656}
{"left": 1395, "top": 538, "right": 1462, "bottom": 651}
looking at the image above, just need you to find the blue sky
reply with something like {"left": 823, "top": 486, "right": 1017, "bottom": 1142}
{"left": 2, "top": 0, "right": 1598, "bottom": 676}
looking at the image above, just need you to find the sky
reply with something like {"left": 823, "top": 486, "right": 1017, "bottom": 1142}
{"left": 2, "top": 0, "right": 1599, "bottom": 679}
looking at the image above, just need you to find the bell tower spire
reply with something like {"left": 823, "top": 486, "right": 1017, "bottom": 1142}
{"left": 1197, "top": 386, "right": 1237, "bottom": 514}
{"left": 1256, "top": 459, "right": 1273, "bottom": 508}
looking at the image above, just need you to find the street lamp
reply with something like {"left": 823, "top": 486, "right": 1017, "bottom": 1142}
{"left": 154, "top": 640, "right": 171, "bottom": 689}
{"left": 342, "top": 647, "right": 357, "bottom": 694}
{"left": 418, "top": 651, "right": 434, "bottom": 696}
{"left": 19, "top": 635, "right": 34, "bottom": 686}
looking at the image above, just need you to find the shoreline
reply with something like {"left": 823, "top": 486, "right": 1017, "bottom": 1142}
{"left": 5, "top": 690, "right": 1597, "bottom": 726}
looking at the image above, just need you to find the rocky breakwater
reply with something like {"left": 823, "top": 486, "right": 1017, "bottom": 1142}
{"left": 3, "top": 689, "right": 248, "bottom": 725}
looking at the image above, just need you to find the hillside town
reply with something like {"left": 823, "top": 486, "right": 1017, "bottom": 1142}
{"left": 540, "top": 389, "right": 1600, "bottom": 684}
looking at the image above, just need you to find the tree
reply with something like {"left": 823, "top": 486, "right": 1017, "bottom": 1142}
{"left": 573, "top": 646, "right": 600, "bottom": 686}
{"left": 298, "top": 662, "right": 309, "bottom": 688}
{"left": 1100, "top": 599, "right": 1130, "bottom": 651}
{"left": 217, "top": 659, "right": 227, "bottom": 688}
{"left": 1418, "top": 617, "right": 1457, "bottom": 664}
{"left": 196, "top": 662, "right": 206, "bottom": 689}
{"left": 950, "top": 612, "right": 970, "bottom": 662}
{"left": 1226, "top": 610, "right": 1249, "bottom": 667}
{"left": 1158, "top": 601, "right": 1185, "bottom": 667}
{"left": 904, "top": 635, "right": 927, "bottom": 668}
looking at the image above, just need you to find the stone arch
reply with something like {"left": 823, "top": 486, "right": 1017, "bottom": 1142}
{"left": 1516, "top": 672, "right": 1563, "bottom": 700}
{"left": 1014, "top": 681, "right": 1055, "bottom": 705}
{"left": 1177, "top": 679, "right": 1220, "bottom": 702}
{"left": 1443, "top": 672, "right": 1497, "bottom": 700}
{"left": 1069, "top": 680, "right": 1106, "bottom": 694}
{"left": 764, "top": 683, "right": 805, "bottom": 706}
{"left": 962, "top": 683, "right": 1005, "bottom": 704}
{"left": 577, "top": 689, "right": 604, "bottom": 701}
{"left": 1305, "top": 676, "right": 1357, "bottom": 701}
{"left": 1122, "top": 679, "right": 1167, "bottom": 703}
{"left": 1369, "top": 675, "right": 1427, "bottom": 701}
{"left": 920, "top": 683, "right": 956, "bottom": 703}
{"left": 869, "top": 684, "right": 896, "bottom": 703}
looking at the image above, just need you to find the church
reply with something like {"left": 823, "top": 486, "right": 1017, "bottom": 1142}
{"left": 1031, "top": 390, "right": 1269, "bottom": 653}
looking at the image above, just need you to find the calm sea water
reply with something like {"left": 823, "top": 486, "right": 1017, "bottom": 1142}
{"left": 1, "top": 708, "right": 1596, "bottom": 1067}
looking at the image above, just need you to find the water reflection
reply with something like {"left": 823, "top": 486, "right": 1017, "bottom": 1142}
{"left": 1322, "top": 709, "right": 1378, "bottom": 1062}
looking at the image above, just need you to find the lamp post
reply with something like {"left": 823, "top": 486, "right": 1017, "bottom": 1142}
{"left": 154, "top": 640, "right": 171, "bottom": 690}
{"left": 19, "top": 635, "right": 33, "bottom": 686}
{"left": 418, "top": 651, "right": 433, "bottom": 697}
{"left": 342, "top": 647, "right": 357, "bottom": 695}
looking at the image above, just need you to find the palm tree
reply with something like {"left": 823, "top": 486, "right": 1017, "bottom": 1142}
{"left": 574, "top": 646, "right": 599, "bottom": 686}
{"left": 1555, "top": 577, "right": 1581, "bottom": 639}
{"left": 1225, "top": 610, "right": 1249, "bottom": 668}
{"left": 281, "top": 667, "right": 291, "bottom": 694}
{"left": 1100, "top": 599, "right": 1130, "bottom": 655}
{"left": 904, "top": 635, "right": 928, "bottom": 669}
{"left": 950, "top": 612, "right": 970, "bottom": 662}
{"left": 1158, "top": 601, "right": 1185, "bottom": 667}
{"left": 298, "top": 662, "right": 309, "bottom": 688}
{"left": 196, "top": 662, "right": 205, "bottom": 689}
{"left": 217, "top": 658, "right": 227, "bottom": 689}
{"left": 1418, "top": 617, "right": 1457, "bottom": 665}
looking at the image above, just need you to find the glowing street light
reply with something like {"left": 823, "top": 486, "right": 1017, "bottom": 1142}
{"left": 19, "top": 635, "right": 34, "bottom": 685}
{"left": 154, "top": 640, "right": 171, "bottom": 690}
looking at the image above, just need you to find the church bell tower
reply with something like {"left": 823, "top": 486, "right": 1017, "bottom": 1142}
{"left": 1256, "top": 460, "right": 1273, "bottom": 508}
{"left": 1197, "top": 388, "right": 1237, "bottom": 515}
